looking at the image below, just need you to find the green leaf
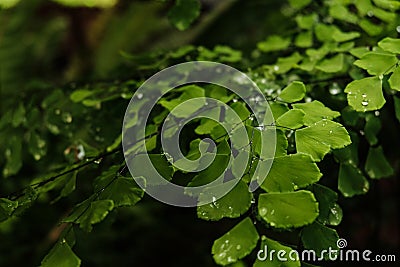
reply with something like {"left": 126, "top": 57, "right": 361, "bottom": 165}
{"left": 344, "top": 76, "right": 385, "bottom": 112}
{"left": 168, "top": 0, "right": 200, "bottom": 31}
{"left": 0, "top": 198, "right": 18, "bottom": 222}
{"left": 295, "top": 31, "right": 313, "bottom": 48}
{"left": 394, "top": 96, "right": 400, "bottom": 122}
{"left": 372, "top": 0, "right": 400, "bottom": 10}
{"left": 41, "top": 241, "right": 81, "bottom": 267}
{"left": 333, "top": 130, "right": 360, "bottom": 165}
{"left": 292, "top": 101, "right": 340, "bottom": 126}
{"left": 159, "top": 85, "right": 205, "bottom": 118}
{"left": 258, "top": 190, "right": 319, "bottom": 228}
{"left": 197, "top": 181, "right": 252, "bottom": 221}
{"left": 70, "top": 89, "right": 94, "bottom": 102}
{"left": 209, "top": 86, "right": 235, "bottom": 103}
{"left": 257, "top": 35, "right": 291, "bottom": 52}
{"left": 365, "top": 146, "right": 394, "bottom": 179}
{"left": 359, "top": 19, "right": 383, "bottom": 36}
{"left": 335, "top": 42, "right": 356, "bottom": 53}
{"left": 231, "top": 102, "right": 251, "bottom": 121}
{"left": 212, "top": 217, "right": 259, "bottom": 266}
{"left": 276, "top": 109, "right": 305, "bottom": 129}
{"left": 301, "top": 222, "right": 339, "bottom": 260}
{"left": 279, "top": 81, "right": 306, "bottom": 103}
{"left": 261, "top": 154, "right": 322, "bottom": 192}
{"left": 329, "top": 4, "right": 358, "bottom": 24}
{"left": 316, "top": 54, "right": 344, "bottom": 73}
{"left": 314, "top": 24, "right": 336, "bottom": 42}
{"left": 311, "top": 184, "right": 342, "bottom": 226}
{"left": 52, "top": 171, "right": 77, "bottom": 203}
{"left": 378, "top": 37, "right": 400, "bottom": 54}
{"left": 295, "top": 14, "right": 317, "bottom": 29}
{"left": 334, "top": 41, "right": 355, "bottom": 53}
{"left": 288, "top": 0, "right": 312, "bottom": 9}
{"left": 364, "top": 114, "right": 381, "bottom": 146}
{"left": 338, "top": 163, "right": 369, "bottom": 197}
{"left": 98, "top": 177, "right": 144, "bottom": 207}
{"left": 350, "top": 47, "right": 370, "bottom": 58}
{"left": 253, "top": 236, "right": 301, "bottom": 267}
{"left": 371, "top": 7, "right": 397, "bottom": 23}
{"left": 188, "top": 141, "right": 230, "bottom": 187}
{"left": 332, "top": 31, "right": 360, "bottom": 43}
{"left": 389, "top": 67, "right": 400, "bottom": 91}
{"left": 354, "top": 52, "right": 397, "bottom": 76}
{"left": 272, "top": 52, "right": 303, "bottom": 74}
{"left": 254, "top": 128, "right": 288, "bottom": 157}
{"left": 214, "top": 45, "right": 242, "bottom": 63}
{"left": 305, "top": 43, "right": 334, "bottom": 61}
{"left": 295, "top": 119, "right": 351, "bottom": 161}
{"left": 269, "top": 102, "right": 289, "bottom": 119}
{"left": 12, "top": 187, "right": 38, "bottom": 216}
{"left": 354, "top": 0, "right": 374, "bottom": 16}
{"left": 64, "top": 198, "right": 114, "bottom": 232}
{"left": 128, "top": 154, "right": 174, "bottom": 182}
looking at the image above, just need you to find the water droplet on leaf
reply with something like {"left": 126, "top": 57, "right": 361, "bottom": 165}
{"left": 259, "top": 207, "right": 267, "bottom": 216}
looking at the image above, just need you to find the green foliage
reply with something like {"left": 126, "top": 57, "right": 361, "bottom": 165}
{"left": 40, "top": 241, "right": 81, "bottom": 267}
{"left": 168, "top": 0, "right": 201, "bottom": 31}
{"left": 301, "top": 222, "right": 339, "bottom": 259}
{"left": 0, "top": 0, "right": 399, "bottom": 266}
{"left": 211, "top": 217, "right": 259, "bottom": 266}
{"left": 258, "top": 190, "right": 319, "bottom": 228}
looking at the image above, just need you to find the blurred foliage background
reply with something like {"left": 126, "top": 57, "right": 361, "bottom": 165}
{"left": 0, "top": 0, "right": 398, "bottom": 266}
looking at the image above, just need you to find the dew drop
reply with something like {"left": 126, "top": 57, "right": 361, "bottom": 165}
{"left": 137, "top": 93, "right": 143, "bottom": 99}
{"left": 218, "top": 252, "right": 226, "bottom": 259}
{"left": 270, "top": 222, "right": 276, "bottom": 227}
{"left": 362, "top": 93, "right": 367, "bottom": 98}
{"left": 329, "top": 83, "right": 341, "bottom": 95}
{"left": 367, "top": 10, "right": 374, "bottom": 17}
{"left": 273, "top": 65, "right": 280, "bottom": 71}
{"left": 397, "top": 26, "right": 400, "bottom": 33}
{"left": 259, "top": 207, "right": 267, "bottom": 216}
{"left": 77, "top": 144, "right": 85, "bottom": 160}
{"left": 34, "top": 154, "right": 41, "bottom": 161}
{"left": 379, "top": 74, "right": 384, "bottom": 80}
{"left": 227, "top": 256, "right": 235, "bottom": 263}
{"left": 329, "top": 87, "right": 341, "bottom": 95}
{"left": 361, "top": 100, "right": 369, "bottom": 106}
{"left": 270, "top": 209, "right": 275, "bottom": 215}
{"left": 236, "top": 245, "right": 241, "bottom": 250}
{"left": 374, "top": 111, "right": 380, "bottom": 116}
